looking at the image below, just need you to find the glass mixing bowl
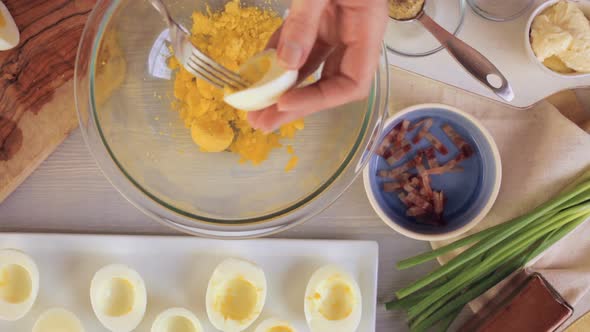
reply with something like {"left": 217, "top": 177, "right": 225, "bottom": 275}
{"left": 75, "top": 0, "right": 389, "bottom": 238}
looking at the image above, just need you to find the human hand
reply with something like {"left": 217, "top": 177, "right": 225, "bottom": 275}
{"left": 247, "top": 0, "right": 388, "bottom": 133}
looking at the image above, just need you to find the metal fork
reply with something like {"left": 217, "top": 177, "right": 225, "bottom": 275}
{"left": 149, "top": 0, "right": 249, "bottom": 90}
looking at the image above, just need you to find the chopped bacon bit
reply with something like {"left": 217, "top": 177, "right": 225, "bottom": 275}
{"left": 383, "top": 182, "right": 401, "bottom": 192}
{"left": 406, "top": 192, "right": 433, "bottom": 211}
{"left": 403, "top": 182, "right": 417, "bottom": 193}
{"left": 442, "top": 124, "right": 475, "bottom": 158}
{"left": 409, "top": 118, "right": 432, "bottom": 131}
{"left": 420, "top": 174, "right": 434, "bottom": 198}
{"left": 407, "top": 207, "right": 428, "bottom": 217}
{"left": 398, "top": 193, "right": 411, "bottom": 207}
{"left": 377, "top": 123, "right": 402, "bottom": 157}
{"left": 394, "top": 120, "right": 411, "bottom": 149}
{"left": 424, "top": 147, "right": 439, "bottom": 168}
{"left": 434, "top": 191, "right": 444, "bottom": 216}
{"left": 386, "top": 140, "right": 412, "bottom": 165}
{"left": 448, "top": 166, "right": 465, "bottom": 173}
{"left": 425, "top": 160, "right": 458, "bottom": 175}
{"left": 414, "top": 153, "right": 426, "bottom": 174}
{"left": 424, "top": 133, "right": 449, "bottom": 155}
{"left": 396, "top": 172, "right": 412, "bottom": 182}
{"left": 379, "top": 159, "right": 416, "bottom": 178}
{"left": 412, "top": 118, "right": 434, "bottom": 144}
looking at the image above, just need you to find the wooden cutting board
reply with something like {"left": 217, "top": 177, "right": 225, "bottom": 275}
{"left": 0, "top": 0, "right": 96, "bottom": 203}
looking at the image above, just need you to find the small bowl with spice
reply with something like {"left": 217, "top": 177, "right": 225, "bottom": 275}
{"left": 363, "top": 104, "right": 501, "bottom": 241}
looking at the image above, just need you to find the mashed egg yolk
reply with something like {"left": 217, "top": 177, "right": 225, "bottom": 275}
{"left": 268, "top": 326, "right": 294, "bottom": 332}
{"left": 170, "top": 0, "right": 303, "bottom": 167}
{"left": 216, "top": 277, "right": 258, "bottom": 322}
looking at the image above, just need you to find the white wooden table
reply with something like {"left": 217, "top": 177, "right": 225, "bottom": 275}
{"left": 1, "top": 68, "right": 582, "bottom": 331}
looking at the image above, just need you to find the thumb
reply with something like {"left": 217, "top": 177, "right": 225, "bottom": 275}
{"left": 277, "top": 0, "right": 328, "bottom": 70}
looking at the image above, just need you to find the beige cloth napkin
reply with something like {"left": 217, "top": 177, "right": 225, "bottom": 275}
{"left": 430, "top": 100, "right": 590, "bottom": 325}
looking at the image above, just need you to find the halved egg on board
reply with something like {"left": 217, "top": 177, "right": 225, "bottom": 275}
{"left": 0, "top": 2, "right": 19, "bottom": 51}
{"left": 254, "top": 317, "right": 298, "bottom": 332}
{"left": 206, "top": 258, "right": 267, "bottom": 332}
{"left": 0, "top": 249, "right": 39, "bottom": 321}
{"left": 151, "top": 307, "right": 203, "bottom": 332}
{"left": 32, "top": 308, "right": 84, "bottom": 332}
{"left": 223, "top": 49, "right": 298, "bottom": 112}
{"left": 304, "top": 265, "right": 362, "bottom": 332}
{"left": 90, "top": 264, "right": 147, "bottom": 332}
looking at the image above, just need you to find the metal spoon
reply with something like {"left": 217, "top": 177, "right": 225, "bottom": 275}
{"left": 391, "top": 1, "right": 514, "bottom": 102}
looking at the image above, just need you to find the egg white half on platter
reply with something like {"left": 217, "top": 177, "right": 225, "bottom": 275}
{"left": 33, "top": 308, "right": 84, "bottom": 332}
{"left": 0, "top": 249, "right": 39, "bottom": 321}
{"left": 151, "top": 307, "right": 203, "bottom": 332}
{"left": 304, "top": 265, "right": 362, "bottom": 332}
{"left": 90, "top": 264, "right": 147, "bottom": 332}
{"left": 206, "top": 258, "right": 267, "bottom": 332}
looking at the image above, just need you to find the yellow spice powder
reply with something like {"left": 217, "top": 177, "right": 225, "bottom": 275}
{"left": 169, "top": 0, "right": 304, "bottom": 166}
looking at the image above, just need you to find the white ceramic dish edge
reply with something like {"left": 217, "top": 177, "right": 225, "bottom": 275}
{"left": 524, "top": 0, "right": 590, "bottom": 79}
{"left": 363, "top": 103, "right": 502, "bottom": 241}
{"left": 0, "top": 233, "right": 379, "bottom": 332}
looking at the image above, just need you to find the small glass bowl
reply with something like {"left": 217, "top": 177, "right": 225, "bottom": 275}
{"left": 385, "top": 0, "right": 466, "bottom": 57}
{"left": 75, "top": 0, "right": 389, "bottom": 239}
{"left": 468, "top": 0, "right": 535, "bottom": 22}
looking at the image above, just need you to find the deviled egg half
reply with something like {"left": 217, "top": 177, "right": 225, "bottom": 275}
{"left": 32, "top": 308, "right": 84, "bottom": 332}
{"left": 254, "top": 317, "right": 298, "bottom": 332}
{"left": 90, "top": 264, "right": 147, "bottom": 332}
{"left": 304, "top": 265, "right": 362, "bottom": 332}
{"left": 206, "top": 258, "right": 267, "bottom": 332}
{"left": 151, "top": 307, "right": 203, "bottom": 332}
{"left": 223, "top": 49, "right": 298, "bottom": 112}
{"left": 0, "top": 249, "right": 39, "bottom": 321}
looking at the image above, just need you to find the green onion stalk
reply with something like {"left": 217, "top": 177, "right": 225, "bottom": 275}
{"left": 386, "top": 167, "right": 590, "bottom": 331}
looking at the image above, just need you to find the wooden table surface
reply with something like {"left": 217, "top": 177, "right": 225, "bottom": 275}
{"left": 0, "top": 68, "right": 588, "bottom": 331}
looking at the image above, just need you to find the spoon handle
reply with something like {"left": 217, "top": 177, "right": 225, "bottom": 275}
{"left": 418, "top": 13, "right": 514, "bottom": 102}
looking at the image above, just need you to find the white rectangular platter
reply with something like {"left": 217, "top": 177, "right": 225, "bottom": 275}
{"left": 387, "top": 0, "right": 590, "bottom": 109}
{"left": 0, "top": 233, "right": 378, "bottom": 332}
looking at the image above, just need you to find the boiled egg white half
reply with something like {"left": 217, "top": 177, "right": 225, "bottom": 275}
{"left": 0, "top": 2, "right": 19, "bottom": 51}
{"left": 206, "top": 258, "right": 267, "bottom": 332}
{"left": 0, "top": 249, "right": 39, "bottom": 321}
{"left": 304, "top": 265, "right": 362, "bottom": 332}
{"left": 32, "top": 308, "right": 84, "bottom": 332}
{"left": 223, "top": 49, "right": 298, "bottom": 112}
{"left": 90, "top": 264, "right": 147, "bottom": 332}
{"left": 254, "top": 317, "right": 298, "bottom": 332}
{"left": 151, "top": 307, "right": 203, "bottom": 332}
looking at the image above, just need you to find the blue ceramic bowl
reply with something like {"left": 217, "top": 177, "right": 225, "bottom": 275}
{"left": 363, "top": 104, "right": 501, "bottom": 241}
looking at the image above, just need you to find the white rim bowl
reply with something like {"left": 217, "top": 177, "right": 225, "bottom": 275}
{"left": 524, "top": 0, "right": 590, "bottom": 79}
{"left": 363, "top": 104, "right": 502, "bottom": 241}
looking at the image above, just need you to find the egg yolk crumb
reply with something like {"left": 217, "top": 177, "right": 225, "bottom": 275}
{"left": 269, "top": 326, "right": 294, "bottom": 332}
{"left": 169, "top": 0, "right": 304, "bottom": 167}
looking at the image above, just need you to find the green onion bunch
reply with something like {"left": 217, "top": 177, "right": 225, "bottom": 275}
{"left": 387, "top": 167, "right": 590, "bottom": 332}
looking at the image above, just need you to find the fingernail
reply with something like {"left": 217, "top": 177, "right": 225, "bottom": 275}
{"left": 278, "top": 41, "right": 303, "bottom": 69}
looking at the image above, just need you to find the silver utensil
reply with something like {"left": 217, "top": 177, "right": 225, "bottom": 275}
{"left": 391, "top": 1, "right": 514, "bottom": 102}
{"left": 149, "top": 0, "right": 248, "bottom": 90}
